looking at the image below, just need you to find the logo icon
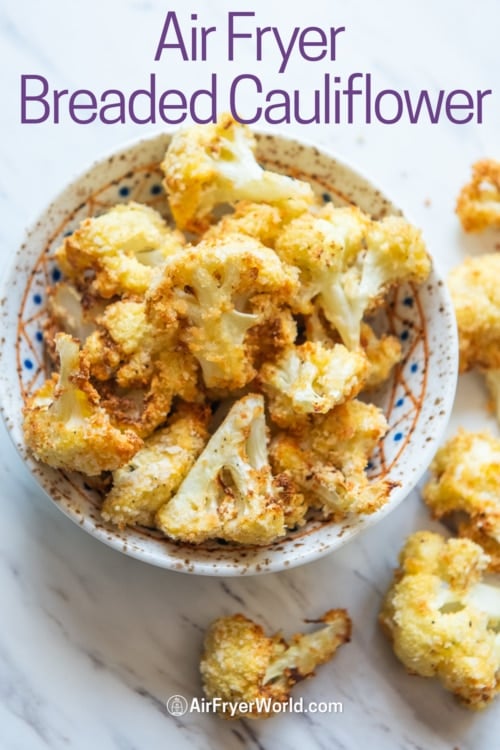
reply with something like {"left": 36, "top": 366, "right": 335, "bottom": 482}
{"left": 166, "top": 694, "right": 188, "bottom": 717}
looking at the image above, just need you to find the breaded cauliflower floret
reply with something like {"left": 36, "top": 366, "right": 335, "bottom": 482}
{"left": 46, "top": 282, "right": 107, "bottom": 343}
{"left": 101, "top": 405, "right": 209, "bottom": 528}
{"left": 161, "top": 113, "right": 314, "bottom": 232}
{"left": 203, "top": 201, "right": 284, "bottom": 247}
{"left": 456, "top": 159, "right": 500, "bottom": 232}
{"left": 148, "top": 235, "right": 298, "bottom": 390}
{"left": 83, "top": 300, "right": 157, "bottom": 383}
{"left": 260, "top": 341, "right": 367, "bottom": 427}
{"left": 423, "top": 430, "right": 500, "bottom": 572}
{"left": 275, "top": 204, "right": 431, "bottom": 349}
{"left": 270, "top": 400, "right": 391, "bottom": 517}
{"left": 81, "top": 299, "right": 201, "bottom": 437}
{"left": 56, "top": 202, "right": 185, "bottom": 298}
{"left": 380, "top": 531, "right": 500, "bottom": 709}
{"left": 156, "top": 394, "right": 286, "bottom": 545}
{"left": 23, "top": 334, "right": 142, "bottom": 475}
{"left": 201, "top": 609, "right": 351, "bottom": 718}
{"left": 448, "top": 254, "right": 500, "bottom": 372}
{"left": 360, "top": 322, "right": 402, "bottom": 389}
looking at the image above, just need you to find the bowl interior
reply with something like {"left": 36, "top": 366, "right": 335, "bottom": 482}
{"left": 0, "top": 132, "right": 458, "bottom": 575}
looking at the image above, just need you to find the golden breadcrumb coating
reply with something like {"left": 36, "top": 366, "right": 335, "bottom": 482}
{"left": 203, "top": 201, "right": 284, "bottom": 247}
{"left": 456, "top": 159, "right": 500, "bottom": 232}
{"left": 260, "top": 341, "right": 367, "bottom": 428}
{"left": 147, "top": 234, "right": 298, "bottom": 390}
{"left": 201, "top": 609, "right": 351, "bottom": 718}
{"left": 380, "top": 531, "right": 500, "bottom": 709}
{"left": 423, "top": 430, "right": 500, "bottom": 572}
{"left": 270, "top": 400, "right": 391, "bottom": 518}
{"left": 360, "top": 322, "right": 402, "bottom": 389}
{"left": 156, "top": 394, "right": 288, "bottom": 545}
{"left": 56, "top": 202, "right": 184, "bottom": 298}
{"left": 161, "top": 113, "right": 314, "bottom": 233}
{"left": 23, "top": 334, "right": 142, "bottom": 475}
{"left": 449, "top": 253, "right": 500, "bottom": 372}
{"left": 101, "top": 404, "right": 209, "bottom": 528}
{"left": 275, "top": 204, "right": 431, "bottom": 349}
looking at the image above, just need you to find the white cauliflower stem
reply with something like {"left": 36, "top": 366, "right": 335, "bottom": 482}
{"left": 156, "top": 394, "right": 286, "bottom": 545}
{"left": 276, "top": 205, "right": 430, "bottom": 349}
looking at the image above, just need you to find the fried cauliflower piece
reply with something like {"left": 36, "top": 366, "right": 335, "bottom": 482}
{"left": 203, "top": 201, "right": 284, "bottom": 247}
{"left": 270, "top": 400, "right": 391, "bottom": 517}
{"left": 83, "top": 300, "right": 157, "bottom": 383}
{"left": 275, "top": 204, "right": 431, "bottom": 350}
{"left": 360, "top": 322, "right": 402, "bottom": 389}
{"left": 448, "top": 254, "right": 500, "bottom": 372}
{"left": 423, "top": 430, "right": 500, "bottom": 572}
{"left": 80, "top": 299, "right": 201, "bottom": 437}
{"left": 201, "top": 609, "right": 351, "bottom": 719}
{"left": 380, "top": 531, "right": 500, "bottom": 709}
{"left": 156, "top": 394, "right": 286, "bottom": 545}
{"left": 260, "top": 341, "right": 367, "bottom": 427}
{"left": 456, "top": 159, "right": 500, "bottom": 232}
{"left": 45, "top": 282, "right": 107, "bottom": 343}
{"left": 101, "top": 405, "right": 209, "bottom": 528}
{"left": 302, "top": 312, "right": 401, "bottom": 390}
{"left": 147, "top": 235, "right": 298, "bottom": 390}
{"left": 56, "top": 202, "right": 185, "bottom": 298}
{"left": 23, "top": 333, "right": 142, "bottom": 475}
{"left": 161, "top": 113, "right": 314, "bottom": 232}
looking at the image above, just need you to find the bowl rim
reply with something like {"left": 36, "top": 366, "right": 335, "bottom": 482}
{"left": 0, "top": 128, "right": 459, "bottom": 576}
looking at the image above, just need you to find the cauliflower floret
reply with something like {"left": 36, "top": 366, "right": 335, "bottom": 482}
{"left": 156, "top": 394, "right": 286, "bottom": 545}
{"left": 379, "top": 531, "right": 500, "bottom": 709}
{"left": 23, "top": 333, "right": 142, "bottom": 475}
{"left": 423, "top": 430, "right": 500, "bottom": 572}
{"left": 80, "top": 299, "right": 201, "bottom": 437}
{"left": 456, "top": 159, "right": 500, "bottom": 232}
{"left": 260, "top": 341, "right": 367, "bottom": 427}
{"left": 448, "top": 254, "right": 500, "bottom": 372}
{"left": 270, "top": 400, "right": 391, "bottom": 517}
{"left": 360, "top": 322, "right": 402, "bottom": 389}
{"left": 302, "top": 313, "right": 401, "bottom": 390}
{"left": 46, "top": 282, "right": 107, "bottom": 342}
{"left": 161, "top": 113, "right": 314, "bottom": 232}
{"left": 204, "top": 201, "right": 288, "bottom": 248}
{"left": 56, "top": 202, "right": 185, "bottom": 298}
{"left": 101, "top": 405, "right": 209, "bottom": 528}
{"left": 275, "top": 204, "right": 431, "bottom": 349}
{"left": 83, "top": 300, "right": 157, "bottom": 383}
{"left": 201, "top": 609, "right": 351, "bottom": 719}
{"left": 147, "top": 235, "right": 298, "bottom": 390}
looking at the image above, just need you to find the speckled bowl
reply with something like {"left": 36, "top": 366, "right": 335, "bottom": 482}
{"left": 0, "top": 132, "right": 458, "bottom": 575}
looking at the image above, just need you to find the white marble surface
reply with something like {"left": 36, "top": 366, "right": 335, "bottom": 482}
{"left": 1, "top": 0, "right": 500, "bottom": 747}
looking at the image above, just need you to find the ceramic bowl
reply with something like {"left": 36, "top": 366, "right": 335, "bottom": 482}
{"left": 0, "top": 131, "right": 458, "bottom": 575}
